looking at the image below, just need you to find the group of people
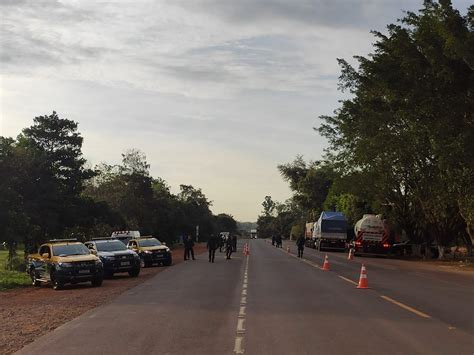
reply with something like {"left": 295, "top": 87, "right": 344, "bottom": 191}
{"left": 207, "top": 234, "right": 237, "bottom": 262}
{"left": 271, "top": 235, "right": 283, "bottom": 248}
{"left": 184, "top": 233, "right": 237, "bottom": 263}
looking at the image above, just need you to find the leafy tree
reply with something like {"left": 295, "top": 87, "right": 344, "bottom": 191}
{"left": 22, "top": 111, "right": 94, "bottom": 194}
{"left": 318, "top": 0, "right": 473, "bottom": 257}
{"left": 214, "top": 213, "right": 238, "bottom": 234}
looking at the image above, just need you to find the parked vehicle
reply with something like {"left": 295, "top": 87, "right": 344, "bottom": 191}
{"left": 111, "top": 230, "right": 140, "bottom": 245}
{"left": 85, "top": 239, "right": 141, "bottom": 278}
{"left": 27, "top": 239, "right": 103, "bottom": 290}
{"left": 127, "top": 237, "right": 172, "bottom": 267}
{"left": 305, "top": 222, "right": 316, "bottom": 248}
{"left": 313, "top": 212, "right": 348, "bottom": 251}
{"left": 351, "top": 214, "right": 393, "bottom": 256}
{"left": 250, "top": 229, "right": 258, "bottom": 239}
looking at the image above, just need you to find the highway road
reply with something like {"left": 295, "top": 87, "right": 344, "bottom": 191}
{"left": 17, "top": 239, "right": 474, "bottom": 355}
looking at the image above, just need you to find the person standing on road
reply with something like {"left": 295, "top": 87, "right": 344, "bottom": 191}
{"left": 271, "top": 235, "right": 275, "bottom": 246}
{"left": 276, "top": 235, "right": 282, "bottom": 248}
{"left": 207, "top": 234, "right": 218, "bottom": 263}
{"left": 225, "top": 234, "right": 234, "bottom": 260}
{"left": 296, "top": 235, "right": 305, "bottom": 258}
{"left": 184, "top": 235, "right": 195, "bottom": 260}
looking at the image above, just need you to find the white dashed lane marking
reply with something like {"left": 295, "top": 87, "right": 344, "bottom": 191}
{"left": 234, "top": 246, "right": 250, "bottom": 353}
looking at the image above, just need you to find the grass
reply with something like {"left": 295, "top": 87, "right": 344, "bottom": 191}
{"left": 0, "top": 250, "right": 31, "bottom": 291}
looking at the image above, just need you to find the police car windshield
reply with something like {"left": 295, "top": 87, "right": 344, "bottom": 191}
{"left": 138, "top": 239, "right": 161, "bottom": 247}
{"left": 53, "top": 244, "right": 90, "bottom": 256}
{"left": 96, "top": 240, "right": 127, "bottom": 251}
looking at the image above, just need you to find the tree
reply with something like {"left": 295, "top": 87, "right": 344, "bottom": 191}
{"left": 278, "top": 157, "right": 335, "bottom": 219}
{"left": 318, "top": 0, "right": 473, "bottom": 257}
{"left": 214, "top": 213, "right": 238, "bottom": 234}
{"left": 262, "top": 196, "right": 276, "bottom": 217}
{"left": 22, "top": 111, "right": 94, "bottom": 194}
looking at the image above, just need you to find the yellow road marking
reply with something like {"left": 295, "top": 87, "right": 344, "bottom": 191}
{"left": 380, "top": 295, "right": 431, "bottom": 319}
{"left": 338, "top": 275, "right": 358, "bottom": 286}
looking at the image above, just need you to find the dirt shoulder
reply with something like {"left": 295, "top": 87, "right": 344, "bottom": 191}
{"left": 0, "top": 244, "right": 207, "bottom": 355}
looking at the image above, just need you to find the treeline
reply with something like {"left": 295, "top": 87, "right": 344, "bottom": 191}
{"left": 258, "top": 1, "right": 473, "bottom": 258}
{"left": 0, "top": 112, "right": 237, "bottom": 268}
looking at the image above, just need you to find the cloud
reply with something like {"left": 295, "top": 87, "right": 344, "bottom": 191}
{"left": 2, "top": 0, "right": 471, "bottom": 220}
{"left": 168, "top": 0, "right": 423, "bottom": 30}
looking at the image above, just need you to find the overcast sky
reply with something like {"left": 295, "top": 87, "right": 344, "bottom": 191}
{"left": 1, "top": 0, "right": 471, "bottom": 221}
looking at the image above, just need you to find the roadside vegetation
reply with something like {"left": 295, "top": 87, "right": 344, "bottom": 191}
{"left": 0, "top": 250, "right": 30, "bottom": 290}
{"left": 0, "top": 114, "right": 238, "bottom": 274}
{"left": 258, "top": 1, "right": 473, "bottom": 260}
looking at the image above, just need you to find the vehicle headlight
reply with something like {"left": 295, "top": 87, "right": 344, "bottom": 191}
{"left": 143, "top": 250, "right": 152, "bottom": 254}
{"left": 102, "top": 256, "right": 115, "bottom": 261}
{"left": 165, "top": 247, "right": 171, "bottom": 252}
{"left": 58, "top": 262, "right": 74, "bottom": 268}
{"left": 132, "top": 253, "right": 140, "bottom": 259}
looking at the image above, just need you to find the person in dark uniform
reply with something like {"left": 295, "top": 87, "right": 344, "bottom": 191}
{"left": 296, "top": 235, "right": 305, "bottom": 258}
{"left": 276, "top": 235, "right": 282, "bottom": 248}
{"left": 207, "top": 234, "right": 218, "bottom": 263}
{"left": 184, "top": 235, "right": 195, "bottom": 260}
{"left": 271, "top": 235, "right": 276, "bottom": 246}
{"left": 225, "top": 234, "right": 233, "bottom": 260}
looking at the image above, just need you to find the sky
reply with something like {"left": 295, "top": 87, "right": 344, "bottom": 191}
{"left": 0, "top": 0, "right": 471, "bottom": 221}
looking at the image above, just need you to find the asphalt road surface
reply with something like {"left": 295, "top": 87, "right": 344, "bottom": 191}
{"left": 17, "top": 240, "right": 474, "bottom": 355}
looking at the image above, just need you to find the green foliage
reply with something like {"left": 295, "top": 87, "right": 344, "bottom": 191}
{"left": 278, "top": 157, "right": 335, "bottom": 219}
{"left": 318, "top": 0, "right": 473, "bottom": 254}
{"left": 214, "top": 213, "right": 238, "bottom": 234}
{"left": 257, "top": 196, "right": 304, "bottom": 239}
{"left": 0, "top": 250, "right": 30, "bottom": 290}
{"left": 1, "top": 112, "right": 235, "bottom": 253}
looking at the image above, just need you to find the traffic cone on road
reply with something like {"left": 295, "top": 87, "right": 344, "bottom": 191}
{"left": 286, "top": 246, "right": 290, "bottom": 253}
{"left": 356, "top": 264, "right": 369, "bottom": 289}
{"left": 347, "top": 248, "right": 354, "bottom": 260}
{"left": 322, "top": 255, "right": 330, "bottom": 271}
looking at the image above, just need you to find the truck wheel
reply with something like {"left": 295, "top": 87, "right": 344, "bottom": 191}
{"left": 91, "top": 277, "right": 103, "bottom": 287}
{"left": 30, "top": 269, "right": 41, "bottom": 287}
{"left": 51, "top": 272, "right": 64, "bottom": 290}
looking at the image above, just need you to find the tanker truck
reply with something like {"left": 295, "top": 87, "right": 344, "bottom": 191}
{"left": 351, "top": 214, "right": 392, "bottom": 255}
{"left": 313, "top": 212, "right": 348, "bottom": 251}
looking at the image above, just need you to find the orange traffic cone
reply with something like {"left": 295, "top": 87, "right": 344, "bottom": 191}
{"left": 347, "top": 248, "right": 354, "bottom": 260}
{"left": 246, "top": 244, "right": 250, "bottom": 256}
{"left": 322, "top": 255, "right": 330, "bottom": 271}
{"left": 356, "top": 264, "right": 369, "bottom": 289}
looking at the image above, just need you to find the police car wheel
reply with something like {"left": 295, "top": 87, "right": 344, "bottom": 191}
{"left": 129, "top": 267, "right": 140, "bottom": 277}
{"left": 91, "top": 277, "right": 103, "bottom": 287}
{"left": 51, "top": 272, "right": 63, "bottom": 290}
{"left": 30, "top": 269, "right": 41, "bottom": 287}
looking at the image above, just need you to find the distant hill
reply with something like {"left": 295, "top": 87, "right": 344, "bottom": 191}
{"left": 237, "top": 221, "right": 257, "bottom": 232}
